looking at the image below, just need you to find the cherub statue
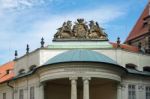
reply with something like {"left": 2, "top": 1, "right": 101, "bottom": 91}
{"left": 54, "top": 21, "right": 73, "bottom": 39}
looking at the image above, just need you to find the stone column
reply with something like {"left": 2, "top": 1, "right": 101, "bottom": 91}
{"left": 39, "top": 83, "right": 45, "bottom": 99}
{"left": 117, "top": 84, "right": 122, "bottom": 99}
{"left": 83, "top": 77, "right": 91, "bottom": 99}
{"left": 70, "top": 77, "right": 78, "bottom": 99}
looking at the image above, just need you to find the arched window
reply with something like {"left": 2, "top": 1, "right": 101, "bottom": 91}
{"left": 143, "top": 66, "right": 150, "bottom": 72}
{"left": 19, "top": 69, "right": 25, "bottom": 74}
{"left": 125, "top": 63, "right": 137, "bottom": 69}
{"left": 29, "top": 65, "right": 36, "bottom": 71}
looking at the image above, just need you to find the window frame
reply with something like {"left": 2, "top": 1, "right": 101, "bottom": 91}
{"left": 18, "top": 69, "right": 25, "bottom": 74}
{"left": 126, "top": 64, "right": 137, "bottom": 70}
{"left": 3, "top": 93, "right": 6, "bottom": 99}
{"left": 128, "top": 84, "right": 136, "bottom": 99}
{"left": 19, "top": 89, "right": 24, "bottom": 99}
{"left": 30, "top": 86, "right": 35, "bottom": 99}
{"left": 146, "top": 86, "right": 150, "bottom": 99}
{"left": 143, "top": 66, "right": 150, "bottom": 72}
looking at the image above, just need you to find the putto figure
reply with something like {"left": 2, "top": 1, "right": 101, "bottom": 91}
{"left": 54, "top": 21, "right": 72, "bottom": 38}
{"left": 53, "top": 18, "right": 108, "bottom": 41}
{"left": 88, "top": 21, "right": 107, "bottom": 39}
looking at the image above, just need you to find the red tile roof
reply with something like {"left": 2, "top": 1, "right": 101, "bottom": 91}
{"left": 125, "top": 4, "right": 149, "bottom": 42}
{"left": 0, "top": 61, "right": 15, "bottom": 83}
{"left": 110, "top": 42, "right": 139, "bottom": 52}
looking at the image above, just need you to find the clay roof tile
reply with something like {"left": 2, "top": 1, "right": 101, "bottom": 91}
{"left": 126, "top": 4, "right": 149, "bottom": 42}
{"left": 0, "top": 61, "right": 15, "bottom": 83}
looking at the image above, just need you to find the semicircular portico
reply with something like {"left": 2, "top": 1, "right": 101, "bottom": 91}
{"left": 36, "top": 49, "right": 126, "bottom": 99}
{"left": 37, "top": 62, "right": 126, "bottom": 99}
{"left": 38, "top": 62, "right": 126, "bottom": 83}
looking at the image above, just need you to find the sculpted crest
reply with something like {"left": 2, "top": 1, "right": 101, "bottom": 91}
{"left": 53, "top": 19, "right": 108, "bottom": 41}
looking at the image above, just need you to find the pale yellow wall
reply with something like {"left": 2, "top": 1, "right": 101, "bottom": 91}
{"left": 0, "top": 75, "right": 150, "bottom": 99}
{"left": 95, "top": 49, "right": 150, "bottom": 71}
{"left": 15, "top": 50, "right": 40, "bottom": 75}
{"left": 39, "top": 49, "right": 68, "bottom": 66}
{"left": 14, "top": 47, "right": 150, "bottom": 75}
{"left": 9, "top": 46, "right": 150, "bottom": 99}
{"left": 0, "top": 84, "right": 13, "bottom": 99}
{"left": 13, "top": 74, "right": 40, "bottom": 99}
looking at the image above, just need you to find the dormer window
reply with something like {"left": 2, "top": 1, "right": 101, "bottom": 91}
{"left": 29, "top": 65, "right": 36, "bottom": 71}
{"left": 126, "top": 63, "right": 137, "bottom": 69}
{"left": 19, "top": 69, "right": 25, "bottom": 74}
{"left": 143, "top": 66, "right": 150, "bottom": 72}
{"left": 143, "top": 20, "right": 148, "bottom": 27}
{"left": 6, "top": 70, "right": 10, "bottom": 74}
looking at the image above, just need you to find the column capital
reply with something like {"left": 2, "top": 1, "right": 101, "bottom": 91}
{"left": 39, "top": 82, "right": 46, "bottom": 87}
{"left": 69, "top": 77, "right": 78, "bottom": 80}
{"left": 70, "top": 77, "right": 77, "bottom": 99}
{"left": 117, "top": 83, "right": 126, "bottom": 89}
{"left": 83, "top": 77, "right": 90, "bottom": 99}
{"left": 82, "top": 77, "right": 91, "bottom": 81}
{"left": 117, "top": 84, "right": 122, "bottom": 89}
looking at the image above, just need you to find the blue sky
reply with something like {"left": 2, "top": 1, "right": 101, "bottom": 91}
{"left": 0, "top": 0, "right": 148, "bottom": 65}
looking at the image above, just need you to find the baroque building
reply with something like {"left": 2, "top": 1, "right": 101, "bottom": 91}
{"left": 0, "top": 5, "right": 150, "bottom": 99}
{"left": 125, "top": 4, "right": 150, "bottom": 54}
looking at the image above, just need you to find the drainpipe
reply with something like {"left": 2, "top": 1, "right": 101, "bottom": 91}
{"left": 7, "top": 81, "right": 14, "bottom": 99}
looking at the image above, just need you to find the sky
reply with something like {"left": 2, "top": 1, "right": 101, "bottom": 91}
{"left": 0, "top": 0, "right": 148, "bottom": 65}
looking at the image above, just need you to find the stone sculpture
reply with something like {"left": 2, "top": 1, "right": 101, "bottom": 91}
{"left": 53, "top": 19, "right": 108, "bottom": 41}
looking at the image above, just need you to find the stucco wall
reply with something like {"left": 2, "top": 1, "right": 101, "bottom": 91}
{"left": 0, "top": 74, "right": 150, "bottom": 99}
{"left": 95, "top": 49, "right": 150, "bottom": 71}
{"left": 39, "top": 49, "right": 68, "bottom": 66}
{"left": 14, "top": 50, "right": 40, "bottom": 75}
{"left": 13, "top": 74, "right": 40, "bottom": 99}
{"left": 39, "top": 49, "right": 150, "bottom": 72}
{"left": 122, "top": 76, "right": 150, "bottom": 99}
{"left": 0, "top": 84, "right": 13, "bottom": 99}
{"left": 14, "top": 47, "right": 150, "bottom": 75}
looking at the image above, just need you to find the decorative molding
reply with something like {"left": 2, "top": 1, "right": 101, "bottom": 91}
{"left": 138, "top": 85, "right": 144, "bottom": 91}
{"left": 39, "top": 66, "right": 121, "bottom": 82}
{"left": 69, "top": 77, "right": 78, "bottom": 80}
{"left": 82, "top": 77, "right": 91, "bottom": 81}
{"left": 53, "top": 19, "right": 108, "bottom": 41}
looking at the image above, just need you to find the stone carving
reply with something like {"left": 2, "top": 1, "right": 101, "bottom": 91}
{"left": 54, "top": 21, "right": 72, "bottom": 38}
{"left": 53, "top": 19, "right": 108, "bottom": 40}
{"left": 73, "top": 19, "right": 88, "bottom": 38}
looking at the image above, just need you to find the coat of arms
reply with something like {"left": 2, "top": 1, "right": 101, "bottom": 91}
{"left": 53, "top": 19, "right": 108, "bottom": 41}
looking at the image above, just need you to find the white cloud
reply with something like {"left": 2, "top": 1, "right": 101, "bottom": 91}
{"left": 32, "top": 5, "right": 125, "bottom": 39}
{"left": 0, "top": 0, "right": 47, "bottom": 10}
{"left": 0, "top": 5, "right": 126, "bottom": 48}
{"left": 0, "top": 3, "right": 127, "bottom": 64}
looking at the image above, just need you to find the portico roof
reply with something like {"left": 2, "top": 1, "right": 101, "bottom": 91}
{"left": 44, "top": 49, "right": 117, "bottom": 65}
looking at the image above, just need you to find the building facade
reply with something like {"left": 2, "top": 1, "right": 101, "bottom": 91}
{"left": 125, "top": 4, "right": 150, "bottom": 54}
{"left": 0, "top": 7, "right": 150, "bottom": 99}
